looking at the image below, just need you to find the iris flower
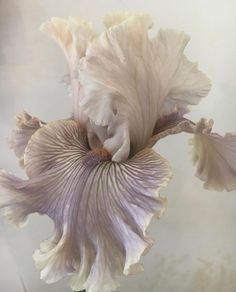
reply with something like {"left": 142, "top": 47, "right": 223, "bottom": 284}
{"left": 1, "top": 12, "right": 236, "bottom": 292}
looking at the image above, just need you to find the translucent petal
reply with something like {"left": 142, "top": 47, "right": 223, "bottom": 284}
{"left": 0, "top": 120, "right": 172, "bottom": 292}
{"left": 8, "top": 111, "right": 44, "bottom": 167}
{"left": 190, "top": 119, "right": 236, "bottom": 191}
{"left": 79, "top": 15, "right": 210, "bottom": 162}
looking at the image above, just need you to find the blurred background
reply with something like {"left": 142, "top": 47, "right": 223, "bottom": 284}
{"left": 0, "top": 0, "right": 236, "bottom": 291}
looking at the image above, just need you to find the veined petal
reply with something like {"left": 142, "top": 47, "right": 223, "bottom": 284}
{"left": 79, "top": 14, "right": 210, "bottom": 161}
{"left": 190, "top": 119, "right": 236, "bottom": 191}
{"left": 79, "top": 13, "right": 158, "bottom": 161}
{"left": 40, "top": 17, "right": 96, "bottom": 120}
{"left": 8, "top": 111, "right": 44, "bottom": 167}
{"left": 0, "top": 120, "right": 172, "bottom": 292}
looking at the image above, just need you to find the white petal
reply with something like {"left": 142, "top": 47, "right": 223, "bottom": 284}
{"left": 8, "top": 111, "right": 44, "bottom": 167}
{"left": 79, "top": 14, "right": 158, "bottom": 161}
{"left": 152, "top": 29, "right": 211, "bottom": 114}
{"left": 40, "top": 17, "right": 96, "bottom": 120}
{"left": 79, "top": 15, "right": 210, "bottom": 162}
{"left": 0, "top": 120, "right": 172, "bottom": 292}
{"left": 190, "top": 119, "right": 236, "bottom": 191}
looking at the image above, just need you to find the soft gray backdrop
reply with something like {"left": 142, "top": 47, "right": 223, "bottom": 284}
{"left": 0, "top": 0, "right": 236, "bottom": 291}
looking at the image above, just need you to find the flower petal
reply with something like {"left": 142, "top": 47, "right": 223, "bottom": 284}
{"left": 79, "top": 15, "right": 210, "bottom": 161}
{"left": 40, "top": 17, "right": 96, "bottom": 120}
{"left": 190, "top": 119, "right": 236, "bottom": 191}
{"left": 0, "top": 120, "right": 172, "bottom": 292}
{"left": 148, "top": 112, "right": 195, "bottom": 147}
{"left": 103, "top": 12, "right": 153, "bottom": 29}
{"left": 8, "top": 111, "right": 44, "bottom": 167}
{"left": 40, "top": 17, "right": 95, "bottom": 63}
{"left": 79, "top": 13, "right": 158, "bottom": 161}
{"left": 152, "top": 29, "right": 211, "bottom": 115}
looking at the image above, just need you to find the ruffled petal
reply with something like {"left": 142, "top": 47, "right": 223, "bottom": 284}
{"left": 0, "top": 120, "right": 172, "bottom": 292}
{"left": 40, "top": 17, "right": 96, "bottom": 120}
{"left": 79, "top": 13, "right": 158, "bottom": 161}
{"left": 40, "top": 17, "right": 95, "bottom": 64}
{"left": 8, "top": 111, "right": 44, "bottom": 167}
{"left": 152, "top": 29, "right": 211, "bottom": 116}
{"left": 79, "top": 14, "right": 210, "bottom": 162}
{"left": 190, "top": 119, "right": 236, "bottom": 191}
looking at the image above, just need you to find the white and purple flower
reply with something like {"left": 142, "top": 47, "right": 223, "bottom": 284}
{"left": 1, "top": 12, "right": 236, "bottom": 292}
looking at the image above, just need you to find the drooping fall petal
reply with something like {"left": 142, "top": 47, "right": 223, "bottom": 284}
{"left": 190, "top": 119, "right": 236, "bottom": 191}
{"left": 8, "top": 111, "right": 44, "bottom": 167}
{"left": 0, "top": 120, "right": 172, "bottom": 292}
{"left": 79, "top": 14, "right": 211, "bottom": 161}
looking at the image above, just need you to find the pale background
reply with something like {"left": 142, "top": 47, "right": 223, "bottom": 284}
{"left": 0, "top": 0, "right": 236, "bottom": 291}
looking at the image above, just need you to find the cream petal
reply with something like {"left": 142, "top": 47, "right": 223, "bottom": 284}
{"left": 8, "top": 111, "right": 44, "bottom": 167}
{"left": 40, "top": 17, "right": 95, "bottom": 63}
{"left": 40, "top": 17, "right": 96, "bottom": 120}
{"left": 103, "top": 12, "right": 153, "bottom": 29}
{"left": 190, "top": 119, "right": 236, "bottom": 191}
{"left": 79, "top": 15, "right": 210, "bottom": 162}
{"left": 0, "top": 120, "right": 172, "bottom": 292}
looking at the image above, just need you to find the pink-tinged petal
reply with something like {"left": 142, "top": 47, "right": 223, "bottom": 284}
{"left": 190, "top": 119, "right": 236, "bottom": 191}
{"left": 0, "top": 120, "right": 172, "bottom": 292}
{"left": 40, "top": 17, "right": 96, "bottom": 121}
{"left": 8, "top": 111, "right": 44, "bottom": 167}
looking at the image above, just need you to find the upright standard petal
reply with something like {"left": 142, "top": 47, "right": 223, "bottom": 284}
{"left": 79, "top": 14, "right": 211, "bottom": 161}
{"left": 79, "top": 13, "right": 158, "bottom": 161}
{"left": 152, "top": 29, "right": 211, "bottom": 112}
{"left": 8, "top": 111, "right": 44, "bottom": 167}
{"left": 40, "top": 17, "right": 96, "bottom": 120}
{"left": 0, "top": 120, "right": 172, "bottom": 292}
{"left": 103, "top": 12, "right": 153, "bottom": 29}
{"left": 190, "top": 119, "right": 236, "bottom": 191}
{"left": 40, "top": 17, "right": 95, "bottom": 64}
